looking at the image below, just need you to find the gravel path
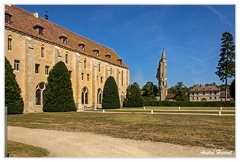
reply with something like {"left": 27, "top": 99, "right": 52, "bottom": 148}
{"left": 7, "top": 126, "right": 235, "bottom": 157}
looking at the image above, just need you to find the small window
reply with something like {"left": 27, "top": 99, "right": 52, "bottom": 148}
{"left": 5, "top": 13, "right": 12, "bottom": 24}
{"left": 8, "top": 36, "right": 12, "bottom": 51}
{"left": 41, "top": 45, "right": 44, "bottom": 57}
{"left": 35, "top": 64, "right": 40, "bottom": 73}
{"left": 59, "top": 35, "right": 67, "bottom": 44}
{"left": 14, "top": 60, "right": 20, "bottom": 71}
{"left": 192, "top": 92, "right": 194, "bottom": 95}
{"left": 100, "top": 77, "right": 103, "bottom": 83}
{"left": 69, "top": 70, "right": 72, "bottom": 78}
{"left": 117, "top": 59, "right": 122, "bottom": 64}
{"left": 210, "top": 91, "right": 212, "bottom": 95}
{"left": 105, "top": 53, "right": 111, "bottom": 60}
{"left": 93, "top": 49, "right": 99, "bottom": 56}
{"left": 98, "top": 63, "right": 101, "bottom": 72}
{"left": 192, "top": 97, "right": 194, "bottom": 100}
{"left": 87, "top": 74, "right": 90, "bottom": 81}
{"left": 110, "top": 67, "right": 112, "bottom": 75}
{"left": 84, "top": 59, "right": 87, "bottom": 68}
{"left": 81, "top": 73, "right": 84, "bottom": 80}
{"left": 78, "top": 43, "right": 85, "bottom": 51}
{"left": 45, "top": 66, "right": 49, "bottom": 75}
{"left": 203, "top": 92, "right": 205, "bottom": 95}
{"left": 33, "top": 24, "right": 44, "bottom": 35}
{"left": 65, "top": 53, "right": 68, "bottom": 64}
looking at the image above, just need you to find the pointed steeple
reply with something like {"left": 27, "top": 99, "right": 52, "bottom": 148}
{"left": 161, "top": 48, "right": 166, "bottom": 59}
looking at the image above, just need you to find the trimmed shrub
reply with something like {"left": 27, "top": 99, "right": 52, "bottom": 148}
{"left": 43, "top": 61, "right": 76, "bottom": 112}
{"left": 5, "top": 57, "right": 24, "bottom": 114}
{"left": 102, "top": 76, "right": 120, "bottom": 109}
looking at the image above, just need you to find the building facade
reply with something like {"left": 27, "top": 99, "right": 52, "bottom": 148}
{"left": 156, "top": 49, "right": 168, "bottom": 101}
{"left": 5, "top": 5, "right": 130, "bottom": 113}
{"left": 189, "top": 85, "right": 221, "bottom": 101}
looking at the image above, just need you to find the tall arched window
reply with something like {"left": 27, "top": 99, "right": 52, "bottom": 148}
{"left": 81, "top": 87, "right": 88, "bottom": 104}
{"left": 8, "top": 35, "right": 12, "bottom": 51}
{"left": 36, "top": 82, "right": 46, "bottom": 105}
{"left": 97, "top": 88, "right": 102, "bottom": 104}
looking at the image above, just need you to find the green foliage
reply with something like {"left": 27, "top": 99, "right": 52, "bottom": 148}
{"left": 43, "top": 61, "right": 76, "bottom": 112}
{"left": 168, "top": 82, "right": 189, "bottom": 101}
{"left": 229, "top": 79, "right": 235, "bottom": 100}
{"left": 215, "top": 31, "right": 235, "bottom": 101}
{"left": 123, "top": 82, "right": 143, "bottom": 107}
{"left": 5, "top": 57, "right": 24, "bottom": 114}
{"left": 143, "top": 100, "right": 235, "bottom": 107}
{"left": 102, "top": 76, "right": 120, "bottom": 109}
{"left": 141, "top": 82, "right": 158, "bottom": 98}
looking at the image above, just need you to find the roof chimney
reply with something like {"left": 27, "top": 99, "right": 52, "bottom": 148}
{"left": 33, "top": 12, "right": 38, "bottom": 18}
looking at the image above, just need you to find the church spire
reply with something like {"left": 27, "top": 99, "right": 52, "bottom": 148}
{"left": 161, "top": 48, "right": 166, "bottom": 59}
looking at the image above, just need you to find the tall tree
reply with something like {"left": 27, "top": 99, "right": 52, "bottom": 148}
{"left": 5, "top": 57, "right": 24, "bottom": 114}
{"left": 102, "top": 76, "right": 120, "bottom": 109}
{"left": 141, "top": 82, "right": 158, "bottom": 98}
{"left": 229, "top": 79, "right": 235, "bottom": 100}
{"left": 123, "top": 82, "right": 143, "bottom": 107}
{"left": 43, "top": 61, "right": 76, "bottom": 112}
{"left": 215, "top": 31, "right": 235, "bottom": 101}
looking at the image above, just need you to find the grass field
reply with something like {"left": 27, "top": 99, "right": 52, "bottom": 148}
{"left": 7, "top": 107, "right": 235, "bottom": 150}
{"left": 7, "top": 140, "right": 50, "bottom": 157}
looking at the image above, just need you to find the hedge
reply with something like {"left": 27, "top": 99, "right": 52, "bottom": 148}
{"left": 143, "top": 100, "right": 235, "bottom": 107}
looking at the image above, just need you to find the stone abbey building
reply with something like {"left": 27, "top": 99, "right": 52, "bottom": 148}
{"left": 5, "top": 5, "right": 130, "bottom": 113}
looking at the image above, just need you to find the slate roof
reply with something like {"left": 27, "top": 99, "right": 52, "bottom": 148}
{"left": 5, "top": 5, "right": 128, "bottom": 69}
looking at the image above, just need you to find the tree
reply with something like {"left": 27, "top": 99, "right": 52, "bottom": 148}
{"left": 5, "top": 57, "right": 24, "bottom": 114}
{"left": 123, "top": 82, "right": 143, "bottom": 107}
{"left": 215, "top": 31, "right": 235, "bottom": 101}
{"left": 229, "top": 79, "right": 235, "bottom": 100}
{"left": 141, "top": 82, "right": 158, "bottom": 99}
{"left": 43, "top": 61, "right": 76, "bottom": 112}
{"left": 168, "top": 82, "right": 189, "bottom": 101}
{"left": 102, "top": 76, "right": 120, "bottom": 109}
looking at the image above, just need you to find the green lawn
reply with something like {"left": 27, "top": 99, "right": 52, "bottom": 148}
{"left": 7, "top": 109, "right": 235, "bottom": 150}
{"left": 7, "top": 140, "right": 50, "bottom": 157}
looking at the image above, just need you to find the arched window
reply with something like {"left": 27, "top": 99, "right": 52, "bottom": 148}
{"left": 8, "top": 35, "right": 12, "bottom": 51}
{"left": 84, "top": 59, "right": 87, "bottom": 69}
{"left": 36, "top": 82, "right": 46, "bottom": 105}
{"left": 97, "top": 88, "right": 102, "bottom": 104}
{"left": 81, "top": 87, "right": 88, "bottom": 104}
{"left": 41, "top": 44, "right": 44, "bottom": 57}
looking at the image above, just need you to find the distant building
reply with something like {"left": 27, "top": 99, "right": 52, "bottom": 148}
{"left": 219, "top": 91, "right": 233, "bottom": 101}
{"left": 156, "top": 49, "right": 168, "bottom": 101}
{"left": 165, "top": 94, "right": 176, "bottom": 101}
{"left": 189, "top": 85, "right": 221, "bottom": 101}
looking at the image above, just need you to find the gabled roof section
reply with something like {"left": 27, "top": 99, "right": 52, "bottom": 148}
{"left": 190, "top": 85, "right": 220, "bottom": 92}
{"left": 5, "top": 5, "right": 128, "bottom": 69}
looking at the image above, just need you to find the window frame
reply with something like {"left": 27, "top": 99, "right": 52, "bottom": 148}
{"left": 35, "top": 64, "right": 40, "bottom": 74}
{"left": 14, "top": 60, "right": 20, "bottom": 71}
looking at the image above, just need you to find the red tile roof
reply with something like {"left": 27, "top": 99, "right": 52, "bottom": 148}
{"left": 189, "top": 85, "right": 220, "bottom": 92}
{"left": 5, "top": 5, "right": 128, "bottom": 69}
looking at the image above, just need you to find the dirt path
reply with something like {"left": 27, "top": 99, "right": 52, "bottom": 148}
{"left": 7, "top": 126, "right": 235, "bottom": 157}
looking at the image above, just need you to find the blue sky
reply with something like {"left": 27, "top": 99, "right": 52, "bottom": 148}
{"left": 15, "top": 4, "right": 235, "bottom": 88}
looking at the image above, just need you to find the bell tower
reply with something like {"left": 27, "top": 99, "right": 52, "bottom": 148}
{"left": 156, "top": 48, "right": 168, "bottom": 101}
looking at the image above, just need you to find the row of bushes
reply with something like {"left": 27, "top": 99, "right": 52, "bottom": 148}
{"left": 143, "top": 100, "right": 235, "bottom": 107}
